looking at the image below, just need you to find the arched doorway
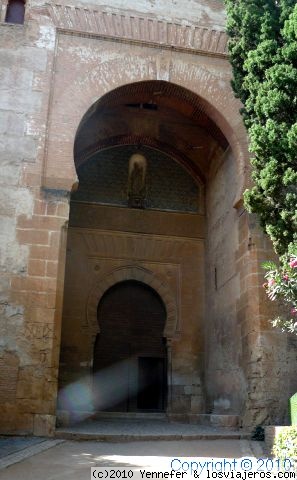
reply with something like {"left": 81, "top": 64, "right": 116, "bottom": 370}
{"left": 93, "top": 280, "right": 167, "bottom": 412}
{"left": 58, "top": 79, "right": 244, "bottom": 422}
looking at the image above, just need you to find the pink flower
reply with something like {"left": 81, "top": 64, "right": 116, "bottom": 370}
{"left": 268, "top": 278, "right": 276, "bottom": 287}
{"left": 289, "top": 258, "right": 297, "bottom": 269}
{"left": 291, "top": 308, "right": 297, "bottom": 316}
{"left": 283, "top": 274, "right": 289, "bottom": 281}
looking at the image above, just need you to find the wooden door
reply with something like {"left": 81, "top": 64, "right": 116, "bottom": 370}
{"left": 93, "top": 280, "right": 167, "bottom": 411}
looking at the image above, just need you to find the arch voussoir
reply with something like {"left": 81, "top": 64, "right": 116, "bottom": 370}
{"left": 87, "top": 265, "right": 178, "bottom": 340}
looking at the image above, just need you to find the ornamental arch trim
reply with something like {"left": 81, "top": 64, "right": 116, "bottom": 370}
{"left": 86, "top": 265, "right": 178, "bottom": 344}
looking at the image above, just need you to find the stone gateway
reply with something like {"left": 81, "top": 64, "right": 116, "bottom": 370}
{"left": 0, "top": 0, "right": 296, "bottom": 436}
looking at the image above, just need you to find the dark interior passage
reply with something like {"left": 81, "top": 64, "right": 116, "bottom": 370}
{"left": 93, "top": 280, "right": 167, "bottom": 411}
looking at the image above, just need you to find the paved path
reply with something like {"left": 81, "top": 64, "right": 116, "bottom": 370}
{"left": 0, "top": 439, "right": 264, "bottom": 480}
{"left": 0, "top": 436, "right": 46, "bottom": 459}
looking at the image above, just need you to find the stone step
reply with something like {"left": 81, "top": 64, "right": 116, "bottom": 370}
{"left": 55, "top": 416, "right": 248, "bottom": 442}
{"left": 93, "top": 411, "right": 167, "bottom": 420}
{"left": 169, "top": 413, "right": 240, "bottom": 428}
{"left": 57, "top": 410, "right": 240, "bottom": 429}
{"left": 55, "top": 430, "right": 249, "bottom": 442}
{"left": 92, "top": 412, "right": 239, "bottom": 428}
{"left": 56, "top": 410, "right": 167, "bottom": 427}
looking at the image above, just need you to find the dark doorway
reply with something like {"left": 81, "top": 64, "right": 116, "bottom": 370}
{"left": 137, "top": 357, "right": 166, "bottom": 410}
{"left": 93, "top": 280, "right": 167, "bottom": 412}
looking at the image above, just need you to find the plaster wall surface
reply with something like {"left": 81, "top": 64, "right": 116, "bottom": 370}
{"left": 28, "top": 0, "right": 226, "bottom": 28}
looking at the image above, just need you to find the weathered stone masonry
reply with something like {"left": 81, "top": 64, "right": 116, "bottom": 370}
{"left": 0, "top": 0, "right": 296, "bottom": 435}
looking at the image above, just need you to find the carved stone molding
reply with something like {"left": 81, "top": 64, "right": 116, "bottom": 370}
{"left": 87, "top": 265, "right": 178, "bottom": 342}
{"left": 47, "top": 3, "right": 228, "bottom": 57}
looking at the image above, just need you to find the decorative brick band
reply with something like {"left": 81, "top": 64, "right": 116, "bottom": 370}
{"left": 47, "top": 3, "right": 228, "bottom": 57}
{"left": 87, "top": 265, "right": 178, "bottom": 342}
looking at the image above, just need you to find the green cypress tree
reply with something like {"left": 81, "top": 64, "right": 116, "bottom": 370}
{"left": 225, "top": 1, "right": 297, "bottom": 257}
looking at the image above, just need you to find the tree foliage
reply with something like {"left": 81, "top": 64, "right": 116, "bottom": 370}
{"left": 272, "top": 426, "right": 297, "bottom": 470}
{"left": 225, "top": 0, "right": 297, "bottom": 257}
{"left": 262, "top": 252, "right": 297, "bottom": 333}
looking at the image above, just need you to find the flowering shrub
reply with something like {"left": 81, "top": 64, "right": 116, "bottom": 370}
{"left": 262, "top": 253, "right": 297, "bottom": 334}
{"left": 272, "top": 427, "right": 297, "bottom": 472}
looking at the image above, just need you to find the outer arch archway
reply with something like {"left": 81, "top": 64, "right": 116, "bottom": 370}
{"left": 44, "top": 53, "right": 249, "bottom": 202}
{"left": 55, "top": 44, "right": 252, "bottom": 423}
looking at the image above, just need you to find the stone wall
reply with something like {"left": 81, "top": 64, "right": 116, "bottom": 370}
{"left": 205, "top": 148, "right": 245, "bottom": 416}
{"left": 238, "top": 218, "right": 297, "bottom": 427}
{"left": 0, "top": 14, "right": 65, "bottom": 434}
{"left": 205, "top": 148, "right": 297, "bottom": 427}
{"left": 0, "top": 0, "right": 296, "bottom": 435}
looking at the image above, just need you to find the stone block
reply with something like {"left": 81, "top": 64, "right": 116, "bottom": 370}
{"left": 18, "top": 398, "right": 53, "bottom": 415}
{"left": 46, "top": 261, "right": 58, "bottom": 278}
{"left": 0, "top": 133, "right": 37, "bottom": 158}
{"left": 27, "top": 307, "right": 55, "bottom": 324}
{"left": 210, "top": 414, "right": 239, "bottom": 428}
{"left": 11, "top": 275, "right": 57, "bottom": 293}
{"left": 56, "top": 202, "right": 70, "bottom": 218}
{"left": 184, "top": 385, "right": 202, "bottom": 395}
{"left": 56, "top": 410, "right": 70, "bottom": 427}
{"left": 0, "top": 412, "right": 33, "bottom": 435}
{"left": 0, "top": 163, "right": 22, "bottom": 188}
{"left": 34, "top": 199, "right": 47, "bottom": 215}
{"left": 0, "top": 114, "right": 24, "bottom": 139}
{"left": 171, "top": 385, "right": 186, "bottom": 395}
{"left": 29, "top": 244, "right": 60, "bottom": 261}
{"left": 0, "top": 87, "right": 41, "bottom": 115}
{"left": 16, "top": 378, "right": 44, "bottom": 400}
{"left": 33, "top": 414, "right": 55, "bottom": 437}
{"left": 46, "top": 202, "right": 58, "bottom": 216}
{"left": 17, "top": 228, "right": 49, "bottom": 245}
{"left": 171, "top": 395, "right": 191, "bottom": 413}
{"left": 242, "top": 407, "right": 269, "bottom": 428}
{"left": 190, "top": 395, "right": 204, "bottom": 414}
{"left": 0, "top": 351, "right": 19, "bottom": 404}
{"left": 184, "top": 386, "right": 192, "bottom": 395}
{"left": 28, "top": 259, "right": 46, "bottom": 276}
{"left": 42, "top": 381, "right": 58, "bottom": 404}
{"left": 17, "top": 214, "right": 65, "bottom": 231}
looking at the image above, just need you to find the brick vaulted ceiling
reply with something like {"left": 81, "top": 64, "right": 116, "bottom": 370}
{"left": 74, "top": 80, "right": 229, "bottom": 182}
